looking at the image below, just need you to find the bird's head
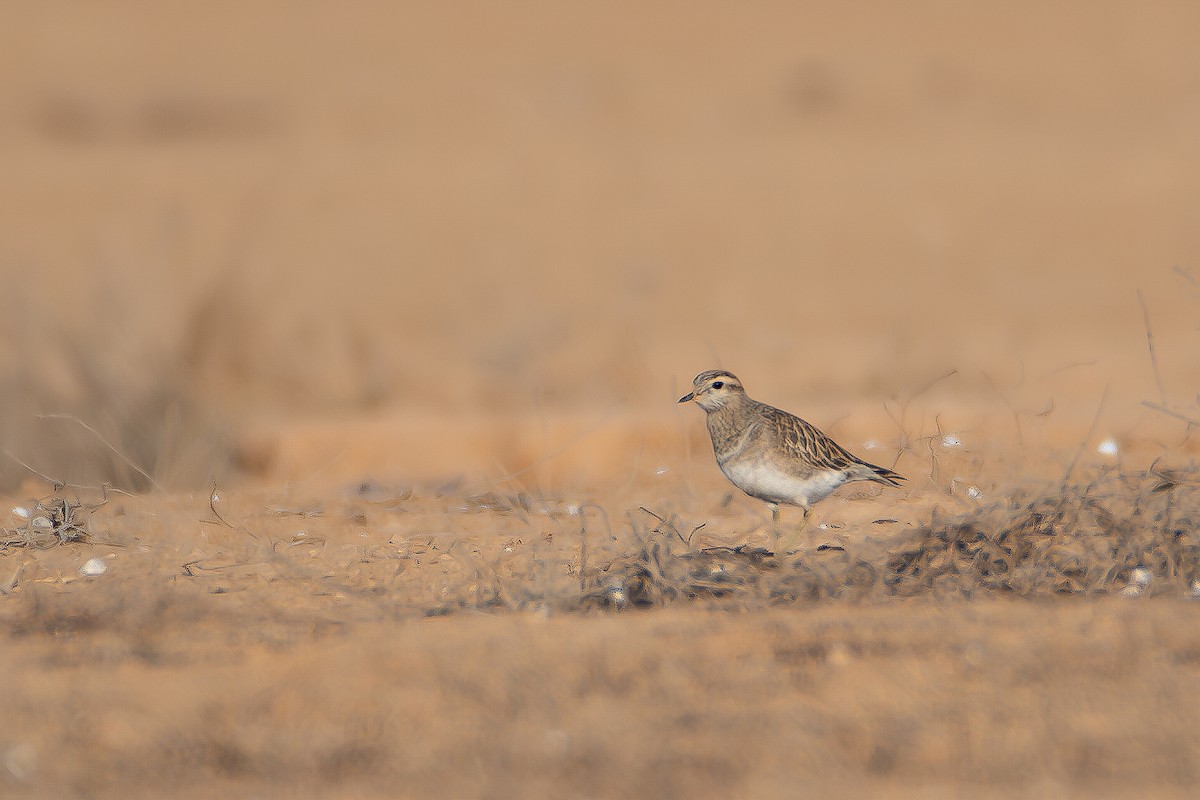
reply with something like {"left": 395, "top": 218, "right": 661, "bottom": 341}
{"left": 678, "top": 370, "right": 745, "bottom": 411}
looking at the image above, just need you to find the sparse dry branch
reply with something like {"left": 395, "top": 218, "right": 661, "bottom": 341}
{"left": 0, "top": 561, "right": 25, "bottom": 595}
{"left": 1174, "top": 264, "right": 1200, "bottom": 288}
{"left": 2, "top": 448, "right": 136, "bottom": 497}
{"left": 199, "top": 483, "right": 261, "bottom": 542}
{"left": 1060, "top": 386, "right": 1109, "bottom": 488}
{"left": 1138, "top": 289, "right": 1167, "bottom": 405}
{"left": 206, "top": 483, "right": 238, "bottom": 529}
{"left": 35, "top": 413, "right": 164, "bottom": 492}
{"left": 978, "top": 368, "right": 1026, "bottom": 445}
{"left": 1143, "top": 401, "right": 1200, "bottom": 429}
{"left": 884, "top": 368, "right": 958, "bottom": 466}
{"left": 637, "top": 505, "right": 702, "bottom": 548}
{"left": 1033, "top": 360, "right": 1096, "bottom": 382}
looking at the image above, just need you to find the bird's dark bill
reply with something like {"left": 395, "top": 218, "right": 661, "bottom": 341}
{"left": 677, "top": 392, "right": 695, "bottom": 403}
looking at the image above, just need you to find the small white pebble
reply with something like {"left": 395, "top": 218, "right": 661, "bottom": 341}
{"left": 1130, "top": 567, "right": 1152, "bottom": 590}
{"left": 605, "top": 582, "right": 627, "bottom": 608}
{"left": 80, "top": 558, "right": 107, "bottom": 577}
{"left": 1120, "top": 584, "right": 1142, "bottom": 598}
{"left": 966, "top": 485, "right": 984, "bottom": 500}
{"left": 2, "top": 742, "right": 37, "bottom": 781}
{"left": 654, "top": 466, "right": 668, "bottom": 475}
{"left": 862, "top": 440, "right": 878, "bottom": 450}
{"left": 941, "top": 434, "right": 963, "bottom": 448}
{"left": 210, "top": 492, "right": 220, "bottom": 503}
{"left": 567, "top": 504, "right": 581, "bottom": 516}
{"left": 30, "top": 516, "right": 52, "bottom": 530}
{"left": 1097, "top": 438, "right": 1119, "bottom": 456}
{"left": 11, "top": 506, "right": 30, "bottom": 520}
{"left": 503, "top": 546, "right": 513, "bottom": 553}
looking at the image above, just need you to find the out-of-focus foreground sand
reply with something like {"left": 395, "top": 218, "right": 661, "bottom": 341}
{"left": 2, "top": 2, "right": 1200, "bottom": 797}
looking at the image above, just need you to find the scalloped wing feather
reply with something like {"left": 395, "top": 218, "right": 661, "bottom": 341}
{"left": 757, "top": 403, "right": 905, "bottom": 486}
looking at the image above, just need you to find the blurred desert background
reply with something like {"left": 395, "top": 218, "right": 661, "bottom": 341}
{"left": 2, "top": 1, "right": 1200, "bottom": 798}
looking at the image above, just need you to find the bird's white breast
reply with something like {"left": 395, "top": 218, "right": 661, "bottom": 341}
{"left": 720, "top": 460, "right": 847, "bottom": 507}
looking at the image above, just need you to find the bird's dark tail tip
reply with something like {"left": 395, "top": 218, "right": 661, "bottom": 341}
{"left": 870, "top": 464, "right": 906, "bottom": 486}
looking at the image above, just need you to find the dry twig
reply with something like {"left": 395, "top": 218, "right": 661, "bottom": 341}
{"left": 35, "top": 413, "right": 163, "bottom": 492}
{"left": 1138, "top": 290, "right": 1167, "bottom": 406}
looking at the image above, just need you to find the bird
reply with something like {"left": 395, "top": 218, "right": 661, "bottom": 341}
{"left": 678, "top": 369, "right": 904, "bottom": 551}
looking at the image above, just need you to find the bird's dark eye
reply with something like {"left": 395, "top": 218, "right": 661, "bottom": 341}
{"left": 712, "top": 381, "right": 724, "bottom": 390}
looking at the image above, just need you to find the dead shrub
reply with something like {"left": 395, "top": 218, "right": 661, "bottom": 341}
{"left": 570, "top": 467, "right": 1200, "bottom": 613}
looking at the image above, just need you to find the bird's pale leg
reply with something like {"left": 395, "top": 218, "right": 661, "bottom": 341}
{"left": 776, "top": 506, "right": 812, "bottom": 555}
{"left": 766, "top": 503, "right": 780, "bottom": 545}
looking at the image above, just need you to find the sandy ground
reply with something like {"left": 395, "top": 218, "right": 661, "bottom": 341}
{"left": 2, "top": 1, "right": 1200, "bottom": 797}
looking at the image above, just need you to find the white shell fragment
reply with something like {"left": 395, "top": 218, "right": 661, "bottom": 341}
{"left": 862, "top": 440, "right": 879, "bottom": 450}
{"left": 1097, "top": 438, "right": 1119, "bottom": 457}
{"left": 941, "top": 434, "right": 963, "bottom": 448}
{"left": 966, "top": 486, "right": 984, "bottom": 500}
{"left": 1121, "top": 568, "right": 1152, "bottom": 598}
{"left": 80, "top": 558, "right": 108, "bottom": 577}
{"left": 10, "top": 506, "right": 30, "bottom": 520}
{"left": 1130, "top": 567, "right": 1152, "bottom": 590}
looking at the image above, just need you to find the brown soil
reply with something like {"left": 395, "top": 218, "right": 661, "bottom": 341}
{"left": 3, "top": 1, "right": 1200, "bottom": 797}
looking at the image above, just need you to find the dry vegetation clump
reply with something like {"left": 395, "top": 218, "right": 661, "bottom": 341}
{"left": 0, "top": 495, "right": 99, "bottom": 549}
{"left": 886, "top": 468, "right": 1200, "bottom": 597}
{"left": 576, "top": 468, "right": 1200, "bottom": 612}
